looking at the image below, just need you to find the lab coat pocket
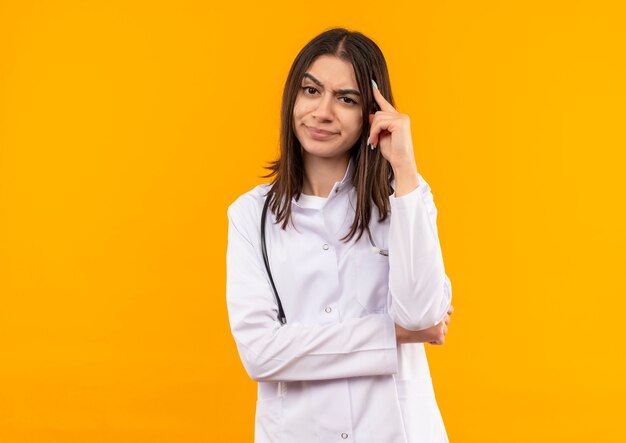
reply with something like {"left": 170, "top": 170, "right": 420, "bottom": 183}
{"left": 354, "top": 249, "right": 390, "bottom": 313}
{"left": 254, "top": 395, "right": 284, "bottom": 443}
{"left": 396, "top": 377, "right": 448, "bottom": 443}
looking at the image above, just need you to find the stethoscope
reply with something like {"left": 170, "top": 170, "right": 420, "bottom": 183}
{"left": 260, "top": 190, "right": 388, "bottom": 325}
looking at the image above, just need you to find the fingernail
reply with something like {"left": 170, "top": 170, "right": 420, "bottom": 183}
{"left": 367, "top": 136, "right": 370, "bottom": 145}
{"left": 371, "top": 79, "right": 378, "bottom": 89}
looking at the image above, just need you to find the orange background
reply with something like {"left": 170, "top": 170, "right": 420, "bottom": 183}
{"left": 1, "top": 1, "right": 625, "bottom": 441}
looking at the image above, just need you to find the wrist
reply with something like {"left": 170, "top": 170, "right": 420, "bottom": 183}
{"left": 394, "top": 323, "right": 410, "bottom": 345}
{"left": 394, "top": 323, "right": 404, "bottom": 345}
{"left": 390, "top": 151, "right": 417, "bottom": 172}
{"left": 392, "top": 161, "right": 419, "bottom": 198}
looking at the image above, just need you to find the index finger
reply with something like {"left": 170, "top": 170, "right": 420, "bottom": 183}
{"left": 371, "top": 81, "right": 396, "bottom": 113}
{"left": 448, "top": 304, "right": 454, "bottom": 315}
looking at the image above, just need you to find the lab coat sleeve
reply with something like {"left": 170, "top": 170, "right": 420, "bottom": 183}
{"left": 386, "top": 173, "right": 453, "bottom": 331}
{"left": 226, "top": 200, "right": 399, "bottom": 383}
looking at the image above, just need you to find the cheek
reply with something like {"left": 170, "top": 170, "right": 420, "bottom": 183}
{"left": 292, "top": 102, "right": 306, "bottom": 120}
{"left": 294, "top": 102, "right": 315, "bottom": 118}
{"left": 348, "top": 116, "right": 363, "bottom": 135}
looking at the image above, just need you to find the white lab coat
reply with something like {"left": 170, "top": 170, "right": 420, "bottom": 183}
{"left": 226, "top": 156, "right": 452, "bottom": 442}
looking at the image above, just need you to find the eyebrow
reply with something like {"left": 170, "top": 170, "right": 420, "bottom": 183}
{"left": 302, "top": 72, "right": 361, "bottom": 97}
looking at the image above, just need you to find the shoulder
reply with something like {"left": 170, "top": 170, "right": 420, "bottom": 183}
{"left": 226, "top": 183, "right": 272, "bottom": 247}
{"left": 227, "top": 183, "right": 272, "bottom": 227}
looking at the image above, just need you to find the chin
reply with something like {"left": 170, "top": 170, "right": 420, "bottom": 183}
{"left": 301, "top": 144, "right": 352, "bottom": 161}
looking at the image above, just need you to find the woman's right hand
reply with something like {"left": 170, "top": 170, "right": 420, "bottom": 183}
{"left": 394, "top": 304, "right": 454, "bottom": 345}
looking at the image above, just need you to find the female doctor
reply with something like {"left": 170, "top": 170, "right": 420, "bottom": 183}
{"left": 226, "top": 28, "right": 455, "bottom": 443}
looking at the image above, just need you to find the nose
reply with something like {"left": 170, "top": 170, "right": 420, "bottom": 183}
{"left": 312, "top": 93, "right": 334, "bottom": 121}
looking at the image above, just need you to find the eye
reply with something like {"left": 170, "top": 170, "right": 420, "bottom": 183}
{"left": 340, "top": 97, "right": 358, "bottom": 105}
{"left": 300, "top": 86, "right": 358, "bottom": 105}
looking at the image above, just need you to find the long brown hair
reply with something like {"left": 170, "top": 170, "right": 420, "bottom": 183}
{"left": 261, "top": 27, "right": 397, "bottom": 244}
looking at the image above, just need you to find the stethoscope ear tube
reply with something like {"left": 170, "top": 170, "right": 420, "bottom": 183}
{"left": 261, "top": 191, "right": 287, "bottom": 325}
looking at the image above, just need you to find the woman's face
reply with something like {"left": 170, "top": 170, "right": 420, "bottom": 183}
{"left": 293, "top": 55, "right": 363, "bottom": 160}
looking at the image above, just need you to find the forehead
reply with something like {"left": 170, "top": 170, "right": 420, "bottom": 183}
{"left": 303, "top": 55, "right": 357, "bottom": 87}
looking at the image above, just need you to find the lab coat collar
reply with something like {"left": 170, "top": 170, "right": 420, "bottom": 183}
{"left": 292, "top": 156, "right": 355, "bottom": 207}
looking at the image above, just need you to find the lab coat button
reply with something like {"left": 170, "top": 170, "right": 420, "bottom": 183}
{"left": 322, "top": 244, "right": 329, "bottom": 250}
{"left": 341, "top": 433, "right": 348, "bottom": 439}
{"left": 325, "top": 306, "right": 332, "bottom": 313}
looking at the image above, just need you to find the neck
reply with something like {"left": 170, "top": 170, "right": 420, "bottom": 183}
{"left": 302, "top": 153, "right": 350, "bottom": 197}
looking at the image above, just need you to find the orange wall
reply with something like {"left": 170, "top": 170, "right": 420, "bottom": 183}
{"left": 1, "top": 1, "right": 624, "bottom": 441}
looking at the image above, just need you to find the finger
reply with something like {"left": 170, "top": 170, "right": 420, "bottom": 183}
{"left": 448, "top": 305, "right": 454, "bottom": 315}
{"left": 367, "top": 114, "right": 376, "bottom": 148}
{"left": 372, "top": 84, "right": 396, "bottom": 113}
{"left": 368, "top": 113, "right": 395, "bottom": 146}
{"left": 368, "top": 111, "right": 394, "bottom": 126}
{"left": 444, "top": 315, "right": 450, "bottom": 325}
{"left": 368, "top": 117, "right": 395, "bottom": 148}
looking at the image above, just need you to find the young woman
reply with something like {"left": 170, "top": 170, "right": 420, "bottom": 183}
{"left": 226, "top": 27, "right": 455, "bottom": 443}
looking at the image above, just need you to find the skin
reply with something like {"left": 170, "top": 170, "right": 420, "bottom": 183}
{"left": 292, "top": 54, "right": 455, "bottom": 346}
{"left": 293, "top": 54, "right": 363, "bottom": 198}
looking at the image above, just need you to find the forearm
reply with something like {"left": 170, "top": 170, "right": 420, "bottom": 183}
{"left": 230, "top": 308, "right": 399, "bottom": 382}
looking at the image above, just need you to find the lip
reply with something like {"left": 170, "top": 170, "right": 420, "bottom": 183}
{"left": 306, "top": 125, "right": 339, "bottom": 140}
